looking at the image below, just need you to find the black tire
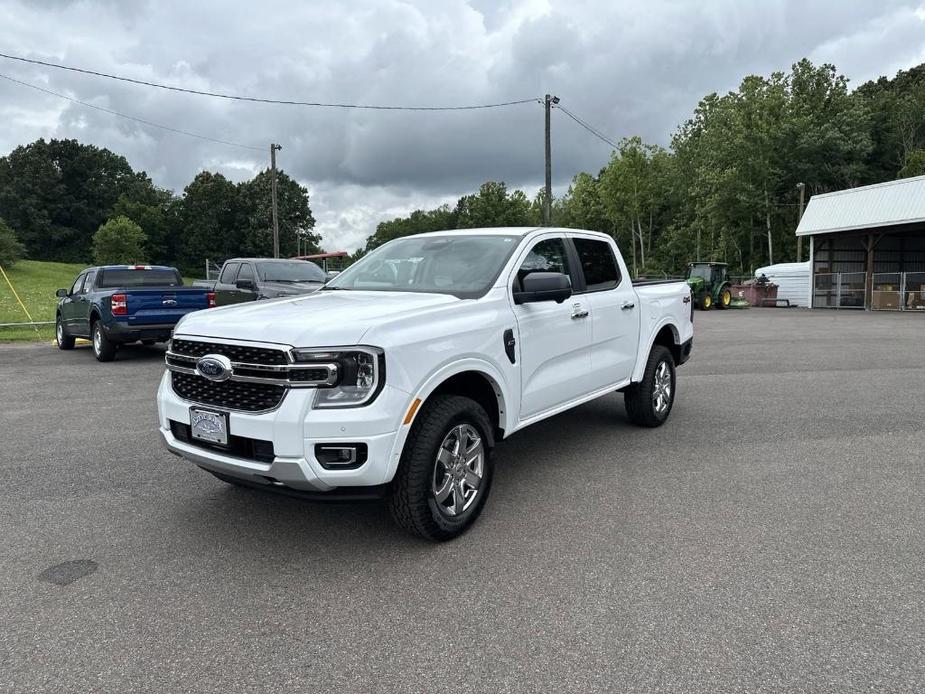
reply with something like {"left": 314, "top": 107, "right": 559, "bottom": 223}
{"left": 624, "top": 345, "right": 676, "bottom": 428}
{"left": 91, "top": 320, "right": 117, "bottom": 362}
{"left": 699, "top": 294, "right": 712, "bottom": 310}
{"left": 389, "top": 395, "right": 494, "bottom": 541}
{"left": 716, "top": 287, "right": 731, "bottom": 310}
{"left": 55, "top": 314, "right": 75, "bottom": 350}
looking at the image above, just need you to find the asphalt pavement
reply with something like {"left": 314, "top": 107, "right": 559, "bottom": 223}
{"left": 1, "top": 309, "right": 923, "bottom": 693}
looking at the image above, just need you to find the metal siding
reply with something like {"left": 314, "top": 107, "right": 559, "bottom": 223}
{"left": 796, "top": 175, "right": 925, "bottom": 236}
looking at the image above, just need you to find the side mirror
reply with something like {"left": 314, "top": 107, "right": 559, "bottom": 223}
{"left": 513, "top": 272, "right": 572, "bottom": 305}
{"left": 56, "top": 288, "right": 68, "bottom": 298}
{"left": 235, "top": 278, "right": 256, "bottom": 291}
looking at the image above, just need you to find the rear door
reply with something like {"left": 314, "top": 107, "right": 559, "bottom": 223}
{"left": 510, "top": 235, "right": 596, "bottom": 420}
{"left": 568, "top": 234, "right": 639, "bottom": 386}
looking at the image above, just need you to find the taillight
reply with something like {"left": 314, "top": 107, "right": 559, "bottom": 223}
{"left": 207, "top": 292, "right": 216, "bottom": 308}
{"left": 111, "top": 293, "right": 127, "bottom": 316}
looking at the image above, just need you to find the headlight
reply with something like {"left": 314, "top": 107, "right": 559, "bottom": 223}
{"left": 291, "top": 346, "right": 385, "bottom": 408}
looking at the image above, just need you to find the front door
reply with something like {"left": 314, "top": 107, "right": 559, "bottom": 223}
{"left": 511, "top": 236, "right": 595, "bottom": 420}
{"left": 61, "top": 272, "right": 86, "bottom": 335}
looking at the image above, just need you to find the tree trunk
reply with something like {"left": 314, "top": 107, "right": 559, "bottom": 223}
{"left": 636, "top": 215, "right": 646, "bottom": 271}
{"left": 629, "top": 221, "right": 637, "bottom": 278}
{"left": 764, "top": 188, "right": 773, "bottom": 266}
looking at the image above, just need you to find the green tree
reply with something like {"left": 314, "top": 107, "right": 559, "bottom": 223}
{"left": 111, "top": 187, "right": 176, "bottom": 264}
{"left": 174, "top": 171, "right": 243, "bottom": 269}
{"left": 898, "top": 149, "right": 925, "bottom": 178}
{"left": 0, "top": 139, "right": 150, "bottom": 262}
{"left": 93, "top": 216, "right": 148, "bottom": 265}
{"left": 0, "top": 217, "right": 26, "bottom": 268}
{"left": 236, "top": 169, "right": 318, "bottom": 257}
{"left": 454, "top": 181, "right": 531, "bottom": 228}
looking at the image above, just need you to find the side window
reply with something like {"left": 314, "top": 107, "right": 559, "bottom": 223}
{"left": 219, "top": 262, "right": 240, "bottom": 284}
{"left": 573, "top": 238, "right": 621, "bottom": 291}
{"left": 237, "top": 263, "right": 255, "bottom": 281}
{"left": 70, "top": 273, "right": 87, "bottom": 295}
{"left": 515, "top": 238, "right": 572, "bottom": 290}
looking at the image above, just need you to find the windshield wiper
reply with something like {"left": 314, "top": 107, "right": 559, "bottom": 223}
{"left": 320, "top": 285, "right": 350, "bottom": 290}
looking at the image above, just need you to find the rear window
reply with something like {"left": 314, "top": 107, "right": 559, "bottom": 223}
{"left": 97, "top": 269, "right": 182, "bottom": 288}
{"left": 573, "top": 238, "right": 620, "bottom": 291}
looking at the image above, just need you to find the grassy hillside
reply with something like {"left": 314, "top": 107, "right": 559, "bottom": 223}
{"left": 0, "top": 260, "right": 88, "bottom": 342}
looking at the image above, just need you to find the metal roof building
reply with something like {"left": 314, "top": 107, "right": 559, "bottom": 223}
{"left": 796, "top": 175, "right": 925, "bottom": 311}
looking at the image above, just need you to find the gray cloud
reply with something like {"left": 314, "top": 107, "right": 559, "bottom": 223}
{"left": 1, "top": 0, "right": 923, "bottom": 251}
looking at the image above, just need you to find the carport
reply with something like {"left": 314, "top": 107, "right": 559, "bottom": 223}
{"left": 798, "top": 175, "right": 925, "bottom": 311}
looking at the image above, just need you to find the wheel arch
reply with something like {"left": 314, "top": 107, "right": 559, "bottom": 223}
{"left": 632, "top": 320, "right": 682, "bottom": 383}
{"left": 384, "top": 360, "right": 510, "bottom": 484}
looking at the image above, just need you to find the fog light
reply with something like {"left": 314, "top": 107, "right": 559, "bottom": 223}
{"left": 315, "top": 443, "right": 368, "bottom": 470}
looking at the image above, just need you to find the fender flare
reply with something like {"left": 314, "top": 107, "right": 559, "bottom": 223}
{"left": 384, "top": 358, "right": 512, "bottom": 483}
{"left": 631, "top": 319, "right": 680, "bottom": 383}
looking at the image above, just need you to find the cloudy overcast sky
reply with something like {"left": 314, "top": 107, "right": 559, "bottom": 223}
{"left": 1, "top": 0, "right": 924, "bottom": 251}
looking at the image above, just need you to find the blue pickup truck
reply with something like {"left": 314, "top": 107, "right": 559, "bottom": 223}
{"left": 55, "top": 265, "right": 215, "bottom": 362}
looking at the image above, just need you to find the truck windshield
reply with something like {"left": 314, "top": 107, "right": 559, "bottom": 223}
{"left": 325, "top": 234, "right": 520, "bottom": 299}
{"left": 97, "top": 269, "right": 182, "bottom": 288}
{"left": 258, "top": 261, "right": 326, "bottom": 283}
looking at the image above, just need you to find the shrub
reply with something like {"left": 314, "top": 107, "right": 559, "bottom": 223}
{"left": 0, "top": 218, "right": 26, "bottom": 268}
{"left": 92, "top": 216, "right": 148, "bottom": 265}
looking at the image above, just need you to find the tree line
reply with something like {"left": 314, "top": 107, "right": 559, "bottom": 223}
{"left": 1, "top": 58, "right": 922, "bottom": 275}
{"left": 0, "top": 138, "right": 319, "bottom": 271}
{"left": 358, "top": 59, "right": 925, "bottom": 276}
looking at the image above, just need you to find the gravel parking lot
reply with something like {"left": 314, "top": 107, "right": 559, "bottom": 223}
{"left": 1, "top": 309, "right": 923, "bottom": 693}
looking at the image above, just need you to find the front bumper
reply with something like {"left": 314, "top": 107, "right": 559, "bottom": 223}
{"left": 157, "top": 371, "right": 408, "bottom": 491}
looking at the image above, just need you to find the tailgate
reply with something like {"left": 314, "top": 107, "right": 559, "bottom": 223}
{"left": 119, "top": 289, "right": 209, "bottom": 326}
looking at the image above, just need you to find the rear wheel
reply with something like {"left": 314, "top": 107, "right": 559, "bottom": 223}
{"left": 624, "top": 345, "right": 676, "bottom": 428}
{"left": 717, "top": 287, "right": 731, "bottom": 309}
{"left": 389, "top": 395, "right": 494, "bottom": 541}
{"left": 56, "top": 315, "right": 75, "bottom": 350}
{"left": 91, "top": 321, "right": 117, "bottom": 362}
{"left": 699, "top": 294, "right": 712, "bottom": 310}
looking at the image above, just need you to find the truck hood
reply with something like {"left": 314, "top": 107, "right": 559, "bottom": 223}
{"left": 259, "top": 280, "right": 324, "bottom": 297}
{"left": 175, "top": 290, "right": 460, "bottom": 347}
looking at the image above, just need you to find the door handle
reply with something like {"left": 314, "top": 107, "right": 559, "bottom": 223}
{"left": 571, "top": 303, "right": 589, "bottom": 319}
{"left": 621, "top": 301, "right": 635, "bottom": 310}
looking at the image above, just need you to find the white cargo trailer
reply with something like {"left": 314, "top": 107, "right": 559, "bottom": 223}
{"left": 754, "top": 261, "right": 811, "bottom": 307}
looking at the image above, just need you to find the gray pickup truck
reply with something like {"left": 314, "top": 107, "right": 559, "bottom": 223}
{"left": 197, "top": 258, "right": 327, "bottom": 306}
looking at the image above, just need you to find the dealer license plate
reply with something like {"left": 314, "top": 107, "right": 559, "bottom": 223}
{"left": 190, "top": 408, "right": 229, "bottom": 445}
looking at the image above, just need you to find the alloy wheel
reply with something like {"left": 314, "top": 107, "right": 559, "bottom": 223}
{"left": 652, "top": 361, "right": 673, "bottom": 414}
{"left": 431, "top": 423, "right": 484, "bottom": 517}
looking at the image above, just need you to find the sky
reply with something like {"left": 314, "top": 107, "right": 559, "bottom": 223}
{"left": 1, "top": 0, "right": 924, "bottom": 252}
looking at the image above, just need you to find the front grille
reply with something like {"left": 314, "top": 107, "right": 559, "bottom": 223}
{"left": 171, "top": 339, "right": 288, "bottom": 365}
{"left": 171, "top": 371, "right": 287, "bottom": 412}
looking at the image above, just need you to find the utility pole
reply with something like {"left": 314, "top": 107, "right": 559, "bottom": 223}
{"left": 544, "top": 94, "right": 559, "bottom": 226}
{"left": 796, "top": 182, "right": 806, "bottom": 263}
{"left": 270, "top": 143, "right": 282, "bottom": 258}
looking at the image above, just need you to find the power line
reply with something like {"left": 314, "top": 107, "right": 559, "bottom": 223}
{"left": 554, "top": 103, "right": 620, "bottom": 149}
{"left": 0, "top": 52, "right": 540, "bottom": 111}
{"left": 0, "top": 72, "right": 264, "bottom": 151}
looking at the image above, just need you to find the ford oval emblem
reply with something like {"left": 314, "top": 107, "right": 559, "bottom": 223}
{"left": 196, "top": 354, "right": 232, "bottom": 382}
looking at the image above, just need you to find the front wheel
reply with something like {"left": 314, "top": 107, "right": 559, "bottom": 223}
{"left": 56, "top": 315, "right": 75, "bottom": 350}
{"left": 389, "top": 395, "right": 494, "bottom": 541}
{"left": 92, "top": 321, "right": 117, "bottom": 362}
{"left": 699, "top": 294, "right": 712, "bottom": 310}
{"left": 623, "top": 345, "right": 676, "bottom": 427}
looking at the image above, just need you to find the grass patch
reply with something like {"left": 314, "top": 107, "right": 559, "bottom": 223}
{"left": 0, "top": 260, "right": 87, "bottom": 343}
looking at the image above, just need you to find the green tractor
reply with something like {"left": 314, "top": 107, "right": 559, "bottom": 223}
{"left": 686, "top": 262, "right": 733, "bottom": 310}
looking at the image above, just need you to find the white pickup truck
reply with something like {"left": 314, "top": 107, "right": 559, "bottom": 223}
{"left": 158, "top": 227, "right": 693, "bottom": 540}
